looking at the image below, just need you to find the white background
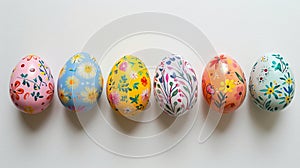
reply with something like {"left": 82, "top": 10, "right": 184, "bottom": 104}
{"left": 1, "top": 0, "right": 300, "bottom": 167}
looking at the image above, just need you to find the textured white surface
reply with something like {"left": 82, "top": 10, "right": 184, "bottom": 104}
{"left": 0, "top": 0, "right": 300, "bottom": 168}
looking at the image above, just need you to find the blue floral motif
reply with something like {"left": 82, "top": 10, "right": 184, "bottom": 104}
{"left": 57, "top": 52, "right": 103, "bottom": 112}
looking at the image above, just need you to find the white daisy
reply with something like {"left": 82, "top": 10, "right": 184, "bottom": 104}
{"left": 71, "top": 54, "right": 84, "bottom": 64}
{"left": 65, "top": 76, "right": 79, "bottom": 89}
{"left": 58, "top": 88, "right": 70, "bottom": 104}
{"left": 77, "top": 62, "right": 96, "bottom": 79}
{"left": 80, "top": 87, "right": 99, "bottom": 104}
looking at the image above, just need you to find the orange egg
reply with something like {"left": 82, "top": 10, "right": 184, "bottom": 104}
{"left": 202, "top": 54, "right": 246, "bottom": 113}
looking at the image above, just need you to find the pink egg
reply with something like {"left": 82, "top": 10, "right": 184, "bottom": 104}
{"left": 9, "top": 55, "right": 55, "bottom": 114}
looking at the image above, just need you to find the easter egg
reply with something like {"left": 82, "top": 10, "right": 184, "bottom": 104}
{"left": 249, "top": 53, "right": 295, "bottom": 112}
{"left": 57, "top": 52, "right": 103, "bottom": 112}
{"left": 202, "top": 54, "right": 247, "bottom": 113}
{"left": 9, "top": 55, "right": 55, "bottom": 114}
{"left": 153, "top": 54, "right": 198, "bottom": 117}
{"left": 106, "top": 55, "right": 151, "bottom": 116}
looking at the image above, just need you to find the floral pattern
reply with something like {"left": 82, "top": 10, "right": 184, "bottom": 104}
{"left": 202, "top": 54, "right": 247, "bottom": 113}
{"left": 9, "top": 55, "right": 54, "bottom": 114}
{"left": 106, "top": 55, "right": 151, "bottom": 116}
{"left": 153, "top": 54, "right": 198, "bottom": 117}
{"left": 76, "top": 62, "right": 97, "bottom": 79}
{"left": 249, "top": 53, "right": 295, "bottom": 111}
{"left": 57, "top": 52, "right": 103, "bottom": 112}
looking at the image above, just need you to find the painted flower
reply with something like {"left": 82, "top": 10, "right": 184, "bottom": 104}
{"left": 59, "top": 65, "right": 66, "bottom": 78}
{"left": 234, "top": 86, "right": 244, "bottom": 100}
{"left": 261, "top": 55, "right": 268, "bottom": 62}
{"left": 257, "top": 75, "right": 265, "bottom": 83}
{"left": 91, "top": 56, "right": 97, "bottom": 62}
{"left": 58, "top": 88, "right": 70, "bottom": 104}
{"left": 261, "top": 66, "right": 270, "bottom": 76}
{"left": 108, "top": 92, "right": 120, "bottom": 105}
{"left": 284, "top": 95, "right": 291, "bottom": 104}
{"left": 209, "top": 54, "right": 227, "bottom": 69}
{"left": 65, "top": 76, "right": 79, "bottom": 89}
{"left": 46, "top": 83, "right": 54, "bottom": 100}
{"left": 286, "top": 78, "right": 293, "bottom": 85}
{"left": 119, "top": 61, "right": 128, "bottom": 71}
{"left": 260, "top": 82, "right": 281, "bottom": 99}
{"left": 141, "top": 76, "right": 148, "bottom": 86}
{"left": 219, "top": 79, "right": 236, "bottom": 93}
{"left": 23, "top": 106, "right": 34, "bottom": 114}
{"left": 68, "top": 105, "right": 86, "bottom": 112}
{"left": 25, "top": 55, "right": 39, "bottom": 61}
{"left": 77, "top": 62, "right": 96, "bottom": 79}
{"left": 123, "top": 107, "right": 132, "bottom": 114}
{"left": 141, "top": 89, "right": 149, "bottom": 101}
{"left": 130, "top": 71, "right": 138, "bottom": 79}
{"left": 71, "top": 54, "right": 84, "bottom": 64}
{"left": 10, "top": 81, "right": 24, "bottom": 101}
{"left": 81, "top": 87, "right": 99, "bottom": 104}
{"left": 280, "top": 72, "right": 293, "bottom": 85}
{"left": 206, "top": 84, "right": 215, "bottom": 95}
{"left": 279, "top": 92, "right": 293, "bottom": 108}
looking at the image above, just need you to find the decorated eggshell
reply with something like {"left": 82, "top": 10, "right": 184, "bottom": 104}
{"left": 106, "top": 55, "right": 151, "bottom": 116}
{"left": 57, "top": 52, "right": 103, "bottom": 112}
{"left": 153, "top": 54, "right": 198, "bottom": 117}
{"left": 9, "top": 55, "right": 55, "bottom": 114}
{"left": 202, "top": 54, "right": 247, "bottom": 113}
{"left": 249, "top": 53, "right": 295, "bottom": 112}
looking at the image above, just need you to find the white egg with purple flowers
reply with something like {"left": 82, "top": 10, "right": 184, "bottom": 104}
{"left": 153, "top": 54, "right": 198, "bottom": 117}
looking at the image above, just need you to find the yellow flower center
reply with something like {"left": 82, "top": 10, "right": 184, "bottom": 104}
{"left": 88, "top": 91, "right": 97, "bottom": 100}
{"left": 73, "top": 54, "right": 81, "bottom": 60}
{"left": 266, "top": 87, "right": 274, "bottom": 94}
{"left": 285, "top": 96, "right": 291, "bottom": 103}
{"left": 286, "top": 78, "right": 292, "bottom": 84}
{"left": 219, "top": 79, "right": 236, "bottom": 93}
{"left": 84, "top": 65, "right": 93, "bottom": 73}
{"left": 69, "top": 79, "right": 75, "bottom": 85}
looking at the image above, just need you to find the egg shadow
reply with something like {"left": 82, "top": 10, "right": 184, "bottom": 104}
{"left": 200, "top": 97, "right": 234, "bottom": 133}
{"left": 19, "top": 103, "right": 53, "bottom": 131}
{"left": 109, "top": 108, "right": 139, "bottom": 134}
{"left": 216, "top": 112, "right": 235, "bottom": 133}
{"left": 64, "top": 108, "right": 83, "bottom": 131}
{"left": 109, "top": 106, "right": 176, "bottom": 135}
{"left": 71, "top": 100, "right": 105, "bottom": 131}
{"left": 156, "top": 112, "right": 176, "bottom": 131}
{"left": 248, "top": 94, "right": 281, "bottom": 131}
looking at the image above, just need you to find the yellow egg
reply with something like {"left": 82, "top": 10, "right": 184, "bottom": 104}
{"left": 106, "top": 55, "right": 151, "bottom": 116}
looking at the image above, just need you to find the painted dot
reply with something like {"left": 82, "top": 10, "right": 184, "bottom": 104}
{"left": 30, "top": 68, "right": 35, "bottom": 72}
{"left": 21, "top": 64, "right": 25, "bottom": 68}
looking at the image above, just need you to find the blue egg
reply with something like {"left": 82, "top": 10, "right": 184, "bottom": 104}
{"left": 57, "top": 52, "right": 103, "bottom": 112}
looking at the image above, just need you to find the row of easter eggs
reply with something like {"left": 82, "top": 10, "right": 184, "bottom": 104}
{"left": 9, "top": 52, "right": 295, "bottom": 117}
